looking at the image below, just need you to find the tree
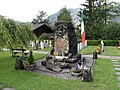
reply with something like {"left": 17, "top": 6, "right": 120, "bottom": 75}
{"left": 57, "top": 7, "right": 72, "bottom": 22}
{"left": 32, "top": 11, "right": 49, "bottom": 24}
{"left": 0, "top": 16, "right": 36, "bottom": 49}
{"left": 102, "top": 22, "right": 120, "bottom": 40}
{"left": 78, "top": 0, "right": 120, "bottom": 40}
{"left": 0, "top": 16, "right": 9, "bottom": 48}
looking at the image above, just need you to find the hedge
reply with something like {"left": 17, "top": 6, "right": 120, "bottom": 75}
{"left": 87, "top": 40, "right": 101, "bottom": 46}
{"left": 87, "top": 40, "right": 119, "bottom": 46}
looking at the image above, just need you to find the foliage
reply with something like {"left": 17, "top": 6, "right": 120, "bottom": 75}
{"left": 95, "top": 46, "right": 101, "bottom": 54}
{"left": 32, "top": 11, "right": 49, "bottom": 24}
{"left": 102, "top": 22, "right": 120, "bottom": 40}
{"left": 103, "top": 40, "right": 119, "bottom": 46}
{"left": 87, "top": 40, "right": 101, "bottom": 46}
{"left": 87, "top": 40, "right": 119, "bottom": 46}
{"left": 0, "top": 51, "right": 119, "bottom": 90}
{"left": 0, "top": 15, "right": 36, "bottom": 49}
{"left": 77, "top": 0, "right": 120, "bottom": 40}
{"left": 57, "top": 7, "right": 72, "bottom": 22}
{"left": 27, "top": 50, "right": 34, "bottom": 65}
{"left": 39, "top": 33, "right": 52, "bottom": 40}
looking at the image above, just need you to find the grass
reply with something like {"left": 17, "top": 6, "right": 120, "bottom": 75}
{"left": 33, "top": 53, "right": 47, "bottom": 60}
{"left": 33, "top": 47, "right": 51, "bottom": 52}
{"left": 0, "top": 84, "right": 5, "bottom": 90}
{"left": 40, "top": 47, "right": 51, "bottom": 52}
{"left": 101, "top": 46, "right": 120, "bottom": 56}
{"left": 80, "top": 46, "right": 120, "bottom": 56}
{"left": 33, "top": 47, "right": 51, "bottom": 60}
{"left": 13, "top": 47, "right": 51, "bottom": 61}
{"left": 80, "top": 46, "right": 97, "bottom": 54}
{"left": 0, "top": 51, "right": 119, "bottom": 90}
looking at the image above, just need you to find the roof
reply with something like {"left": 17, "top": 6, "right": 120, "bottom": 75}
{"left": 32, "top": 23, "right": 45, "bottom": 30}
{"left": 32, "top": 23, "right": 53, "bottom": 37}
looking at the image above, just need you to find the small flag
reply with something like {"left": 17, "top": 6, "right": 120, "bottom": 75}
{"left": 81, "top": 10, "right": 85, "bottom": 46}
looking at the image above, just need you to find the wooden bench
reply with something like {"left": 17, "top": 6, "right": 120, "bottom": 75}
{"left": 11, "top": 49, "right": 29, "bottom": 57}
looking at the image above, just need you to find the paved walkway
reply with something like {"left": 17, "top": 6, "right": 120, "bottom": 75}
{"left": 111, "top": 59, "right": 120, "bottom": 87}
{"left": 33, "top": 51, "right": 49, "bottom": 54}
{"left": 83, "top": 54, "right": 120, "bottom": 86}
{"left": 0, "top": 84, "right": 15, "bottom": 90}
{"left": 2, "top": 87, "right": 15, "bottom": 90}
{"left": 83, "top": 54, "right": 120, "bottom": 60}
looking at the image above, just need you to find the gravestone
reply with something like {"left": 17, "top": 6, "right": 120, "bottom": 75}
{"left": 15, "top": 57, "right": 24, "bottom": 70}
{"left": 101, "top": 41, "right": 104, "bottom": 52}
{"left": 31, "top": 41, "right": 34, "bottom": 48}
{"left": 85, "top": 40, "right": 87, "bottom": 47}
{"left": 36, "top": 40, "right": 39, "bottom": 50}
{"left": 49, "top": 40, "right": 52, "bottom": 48}
{"left": 44, "top": 40, "right": 46, "bottom": 47}
{"left": 77, "top": 43, "right": 80, "bottom": 52}
{"left": 40, "top": 21, "right": 94, "bottom": 82}
{"left": 54, "top": 22, "right": 77, "bottom": 55}
{"left": 40, "top": 41, "right": 44, "bottom": 49}
{"left": 93, "top": 50, "right": 97, "bottom": 59}
{"left": 46, "top": 40, "right": 49, "bottom": 47}
{"left": 80, "top": 42, "right": 82, "bottom": 50}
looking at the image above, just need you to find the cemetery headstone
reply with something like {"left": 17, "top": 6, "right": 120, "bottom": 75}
{"left": 77, "top": 43, "right": 80, "bottom": 52}
{"left": 80, "top": 42, "right": 82, "bottom": 50}
{"left": 36, "top": 40, "right": 39, "bottom": 50}
{"left": 101, "top": 41, "right": 104, "bottom": 52}
{"left": 15, "top": 57, "right": 24, "bottom": 70}
{"left": 93, "top": 50, "right": 97, "bottom": 59}
{"left": 49, "top": 40, "right": 52, "bottom": 47}
{"left": 40, "top": 41, "right": 44, "bottom": 49}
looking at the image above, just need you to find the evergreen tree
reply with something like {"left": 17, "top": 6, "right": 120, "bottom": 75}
{"left": 78, "top": 0, "right": 120, "bottom": 40}
{"left": 57, "top": 7, "right": 72, "bottom": 22}
{"left": 32, "top": 11, "right": 49, "bottom": 24}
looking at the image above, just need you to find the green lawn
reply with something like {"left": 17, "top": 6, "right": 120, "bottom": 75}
{"left": 40, "top": 47, "right": 51, "bottom": 52}
{"left": 0, "top": 51, "right": 119, "bottom": 90}
{"left": 33, "top": 47, "right": 51, "bottom": 52}
{"left": 33, "top": 47, "right": 51, "bottom": 60}
{"left": 80, "top": 46, "right": 97, "bottom": 54}
{"left": 102, "top": 46, "right": 120, "bottom": 56}
{"left": 33, "top": 53, "right": 47, "bottom": 60}
{"left": 80, "top": 46, "right": 120, "bottom": 56}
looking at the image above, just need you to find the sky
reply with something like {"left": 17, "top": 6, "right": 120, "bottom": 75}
{"left": 0, "top": 0, "right": 119, "bottom": 22}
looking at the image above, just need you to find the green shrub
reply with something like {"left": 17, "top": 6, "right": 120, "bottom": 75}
{"left": 87, "top": 40, "right": 101, "bottom": 46}
{"left": 87, "top": 40, "right": 119, "bottom": 46}
{"left": 27, "top": 50, "right": 34, "bottom": 65}
{"left": 103, "top": 40, "right": 119, "bottom": 46}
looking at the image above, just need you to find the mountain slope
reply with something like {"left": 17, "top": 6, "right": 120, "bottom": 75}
{"left": 48, "top": 8, "right": 80, "bottom": 26}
